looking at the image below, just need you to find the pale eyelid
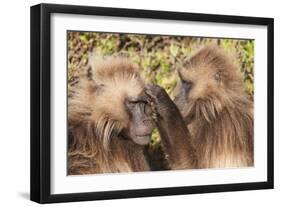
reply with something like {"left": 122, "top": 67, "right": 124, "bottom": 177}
{"left": 214, "top": 71, "right": 222, "bottom": 81}
{"left": 128, "top": 96, "right": 147, "bottom": 104}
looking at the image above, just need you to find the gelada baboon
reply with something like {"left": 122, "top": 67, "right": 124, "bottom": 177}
{"left": 147, "top": 45, "right": 253, "bottom": 169}
{"left": 68, "top": 56, "right": 154, "bottom": 175}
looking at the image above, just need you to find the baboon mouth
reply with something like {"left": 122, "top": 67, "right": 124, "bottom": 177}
{"left": 136, "top": 134, "right": 151, "bottom": 138}
{"left": 133, "top": 134, "right": 151, "bottom": 145}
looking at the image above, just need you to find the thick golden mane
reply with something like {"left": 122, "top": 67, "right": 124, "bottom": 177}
{"left": 178, "top": 45, "right": 254, "bottom": 168}
{"left": 68, "top": 56, "right": 144, "bottom": 150}
{"left": 180, "top": 45, "right": 250, "bottom": 122}
{"left": 67, "top": 56, "right": 149, "bottom": 174}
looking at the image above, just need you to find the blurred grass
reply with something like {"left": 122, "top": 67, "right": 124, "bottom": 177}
{"left": 67, "top": 31, "right": 254, "bottom": 155}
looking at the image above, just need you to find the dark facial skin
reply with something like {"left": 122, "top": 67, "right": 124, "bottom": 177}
{"left": 122, "top": 92, "right": 154, "bottom": 145}
{"left": 174, "top": 80, "right": 192, "bottom": 109}
{"left": 174, "top": 79, "right": 193, "bottom": 124}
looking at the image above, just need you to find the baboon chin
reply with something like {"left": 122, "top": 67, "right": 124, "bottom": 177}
{"left": 68, "top": 56, "right": 154, "bottom": 175}
{"left": 174, "top": 45, "right": 254, "bottom": 168}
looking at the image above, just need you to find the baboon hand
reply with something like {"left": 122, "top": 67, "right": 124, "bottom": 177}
{"left": 145, "top": 83, "right": 168, "bottom": 99}
{"left": 145, "top": 83, "right": 173, "bottom": 119}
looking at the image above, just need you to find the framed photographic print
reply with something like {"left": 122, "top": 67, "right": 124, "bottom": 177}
{"left": 30, "top": 3, "right": 274, "bottom": 203}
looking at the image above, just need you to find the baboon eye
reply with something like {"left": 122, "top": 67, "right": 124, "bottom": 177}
{"left": 126, "top": 99, "right": 147, "bottom": 109}
{"left": 127, "top": 101, "right": 137, "bottom": 108}
{"left": 144, "top": 103, "right": 152, "bottom": 115}
{"left": 214, "top": 72, "right": 221, "bottom": 82}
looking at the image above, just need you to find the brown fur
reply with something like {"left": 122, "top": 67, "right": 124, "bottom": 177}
{"left": 68, "top": 56, "right": 150, "bottom": 174}
{"left": 176, "top": 45, "right": 254, "bottom": 168}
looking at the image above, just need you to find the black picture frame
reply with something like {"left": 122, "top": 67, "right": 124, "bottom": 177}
{"left": 30, "top": 3, "right": 274, "bottom": 204}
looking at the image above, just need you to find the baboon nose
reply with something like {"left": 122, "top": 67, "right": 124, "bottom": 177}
{"left": 144, "top": 104, "right": 152, "bottom": 115}
{"left": 183, "top": 81, "right": 193, "bottom": 92}
{"left": 143, "top": 119, "right": 153, "bottom": 126}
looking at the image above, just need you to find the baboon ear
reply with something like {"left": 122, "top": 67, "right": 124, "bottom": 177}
{"left": 81, "top": 64, "right": 94, "bottom": 80}
{"left": 177, "top": 68, "right": 184, "bottom": 81}
{"left": 80, "top": 54, "right": 101, "bottom": 86}
{"left": 78, "top": 63, "right": 104, "bottom": 95}
{"left": 182, "top": 57, "right": 192, "bottom": 69}
{"left": 177, "top": 57, "right": 189, "bottom": 79}
{"left": 81, "top": 52, "right": 97, "bottom": 81}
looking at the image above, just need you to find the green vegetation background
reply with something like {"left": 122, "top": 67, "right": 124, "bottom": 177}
{"left": 68, "top": 32, "right": 254, "bottom": 164}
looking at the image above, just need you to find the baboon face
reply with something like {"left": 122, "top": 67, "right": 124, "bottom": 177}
{"left": 174, "top": 46, "right": 244, "bottom": 123}
{"left": 95, "top": 84, "right": 154, "bottom": 146}
{"left": 122, "top": 92, "right": 154, "bottom": 145}
{"left": 88, "top": 57, "right": 154, "bottom": 146}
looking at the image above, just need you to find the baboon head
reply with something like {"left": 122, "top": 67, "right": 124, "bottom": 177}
{"left": 69, "top": 56, "right": 154, "bottom": 148}
{"left": 174, "top": 45, "right": 246, "bottom": 123}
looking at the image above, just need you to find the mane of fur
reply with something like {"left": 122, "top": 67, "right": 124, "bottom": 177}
{"left": 68, "top": 56, "right": 148, "bottom": 174}
{"left": 179, "top": 45, "right": 254, "bottom": 168}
